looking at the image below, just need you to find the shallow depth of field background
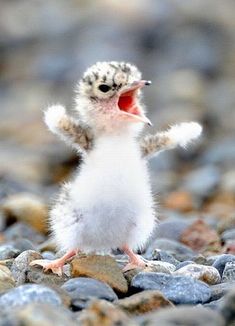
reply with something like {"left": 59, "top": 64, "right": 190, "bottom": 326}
{"left": 0, "top": 0, "right": 235, "bottom": 212}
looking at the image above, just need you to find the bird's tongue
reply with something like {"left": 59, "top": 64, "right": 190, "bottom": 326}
{"left": 118, "top": 90, "right": 151, "bottom": 125}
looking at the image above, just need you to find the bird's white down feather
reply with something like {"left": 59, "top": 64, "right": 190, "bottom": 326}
{"left": 44, "top": 105, "right": 66, "bottom": 134}
{"left": 50, "top": 133, "right": 156, "bottom": 253}
{"left": 167, "top": 122, "right": 202, "bottom": 148}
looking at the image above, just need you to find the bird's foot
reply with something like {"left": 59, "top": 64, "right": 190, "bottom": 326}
{"left": 30, "top": 249, "right": 77, "bottom": 276}
{"left": 121, "top": 244, "right": 148, "bottom": 272}
{"left": 123, "top": 254, "right": 147, "bottom": 272}
{"left": 30, "top": 259, "right": 65, "bottom": 276}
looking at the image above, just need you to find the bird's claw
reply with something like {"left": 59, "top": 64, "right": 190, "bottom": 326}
{"left": 122, "top": 257, "right": 148, "bottom": 272}
{"left": 30, "top": 259, "right": 64, "bottom": 276}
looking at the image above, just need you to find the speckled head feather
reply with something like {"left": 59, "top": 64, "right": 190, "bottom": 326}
{"left": 78, "top": 61, "right": 142, "bottom": 99}
{"left": 75, "top": 61, "right": 151, "bottom": 131}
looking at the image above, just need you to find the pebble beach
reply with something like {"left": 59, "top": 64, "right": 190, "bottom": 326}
{"left": 0, "top": 1, "right": 235, "bottom": 325}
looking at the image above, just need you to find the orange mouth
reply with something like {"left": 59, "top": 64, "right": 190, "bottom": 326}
{"left": 118, "top": 89, "right": 140, "bottom": 116}
{"left": 117, "top": 80, "right": 152, "bottom": 125}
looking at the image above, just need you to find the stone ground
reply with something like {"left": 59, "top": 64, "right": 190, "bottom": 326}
{"left": 0, "top": 1, "right": 235, "bottom": 325}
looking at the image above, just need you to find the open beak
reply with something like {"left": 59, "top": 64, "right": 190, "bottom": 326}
{"left": 117, "top": 80, "right": 152, "bottom": 126}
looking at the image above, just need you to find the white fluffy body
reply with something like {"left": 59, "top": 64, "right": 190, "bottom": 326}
{"left": 50, "top": 133, "right": 155, "bottom": 252}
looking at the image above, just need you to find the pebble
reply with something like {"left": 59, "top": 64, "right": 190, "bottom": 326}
{"left": 131, "top": 272, "right": 211, "bottom": 304}
{"left": 152, "top": 218, "right": 191, "bottom": 241}
{"left": 4, "top": 222, "right": 45, "bottom": 244}
{"left": 212, "top": 254, "right": 235, "bottom": 276}
{"left": 0, "top": 244, "right": 20, "bottom": 260}
{"left": 174, "top": 263, "right": 221, "bottom": 285}
{"left": 222, "top": 262, "right": 235, "bottom": 282}
{"left": 219, "top": 288, "right": 235, "bottom": 325}
{"left": 71, "top": 254, "right": 128, "bottom": 293}
{"left": 146, "top": 249, "right": 180, "bottom": 266}
{"left": 146, "top": 238, "right": 195, "bottom": 262}
{"left": 210, "top": 282, "right": 235, "bottom": 301}
{"left": 14, "top": 303, "right": 77, "bottom": 326}
{"left": 221, "top": 228, "right": 235, "bottom": 243}
{"left": 163, "top": 190, "right": 195, "bottom": 212}
{"left": 180, "top": 219, "right": 221, "bottom": 253}
{"left": 181, "top": 165, "right": 221, "bottom": 198}
{"left": 0, "top": 264, "right": 15, "bottom": 294}
{"left": 0, "top": 284, "right": 62, "bottom": 310}
{"left": 61, "top": 277, "right": 118, "bottom": 311}
{"left": 1, "top": 193, "right": 48, "bottom": 233}
{"left": 138, "top": 305, "right": 225, "bottom": 326}
{"left": 11, "top": 250, "right": 42, "bottom": 285}
{"left": 116, "top": 290, "right": 174, "bottom": 315}
{"left": 78, "top": 299, "right": 136, "bottom": 326}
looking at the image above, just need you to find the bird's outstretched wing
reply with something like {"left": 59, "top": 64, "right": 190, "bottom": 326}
{"left": 140, "top": 122, "right": 202, "bottom": 158}
{"left": 44, "top": 105, "right": 94, "bottom": 153}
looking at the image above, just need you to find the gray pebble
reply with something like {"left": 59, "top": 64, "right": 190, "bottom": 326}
{"left": 210, "top": 282, "right": 235, "bottom": 301}
{"left": 0, "top": 284, "right": 62, "bottom": 311}
{"left": 0, "top": 244, "right": 20, "bottom": 260}
{"left": 146, "top": 238, "right": 195, "bottom": 262}
{"left": 181, "top": 165, "right": 220, "bottom": 198}
{"left": 222, "top": 262, "right": 235, "bottom": 282}
{"left": 221, "top": 229, "right": 235, "bottom": 243}
{"left": 11, "top": 250, "right": 42, "bottom": 285}
{"left": 131, "top": 272, "right": 211, "bottom": 304}
{"left": 4, "top": 222, "right": 45, "bottom": 244}
{"left": 144, "top": 249, "right": 180, "bottom": 266}
{"left": 62, "top": 277, "right": 118, "bottom": 310}
{"left": 212, "top": 254, "right": 235, "bottom": 276}
{"left": 138, "top": 305, "right": 225, "bottom": 326}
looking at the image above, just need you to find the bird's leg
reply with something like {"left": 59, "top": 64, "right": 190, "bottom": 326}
{"left": 30, "top": 249, "right": 78, "bottom": 276}
{"left": 121, "top": 245, "right": 147, "bottom": 272}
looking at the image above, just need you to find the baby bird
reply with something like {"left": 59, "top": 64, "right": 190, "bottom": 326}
{"left": 31, "top": 61, "right": 202, "bottom": 275}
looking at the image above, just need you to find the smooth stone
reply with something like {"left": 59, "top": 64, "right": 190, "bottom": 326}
{"left": 210, "top": 282, "right": 235, "bottom": 301}
{"left": 61, "top": 277, "right": 118, "bottom": 310}
{"left": 212, "top": 254, "right": 235, "bottom": 276}
{"left": 10, "top": 238, "right": 37, "bottom": 252}
{"left": 11, "top": 249, "right": 68, "bottom": 287}
{"left": 116, "top": 290, "right": 173, "bottom": 315}
{"left": 151, "top": 218, "right": 191, "bottom": 241}
{"left": 204, "top": 297, "right": 224, "bottom": 311}
{"left": 146, "top": 238, "right": 195, "bottom": 262}
{"left": 0, "top": 264, "right": 15, "bottom": 294}
{"left": 1, "top": 193, "right": 48, "bottom": 233}
{"left": 138, "top": 306, "right": 225, "bottom": 326}
{"left": 0, "top": 244, "right": 20, "bottom": 260}
{"left": 222, "top": 262, "right": 235, "bottom": 282}
{"left": 146, "top": 249, "right": 180, "bottom": 266}
{"left": 221, "top": 229, "right": 235, "bottom": 243}
{"left": 0, "top": 284, "right": 62, "bottom": 310}
{"left": 200, "top": 138, "right": 235, "bottom": 165}
{"left": 181, "top": 165, "right": 221, "bottom": 198}
{"left": 11, "top": 250, "right": 42, "bottom": 285}
{"left": 4, "top": 222, "right": 45, "bottom": 244}
{"left": 42, "top": 251, "right": 56, "bottom": 260}
{"left": 180, "top": 219, "right": 221, "bottom": 253}
{"left": 174, "top": 263, "right": 221, "bottom": 285}
{"left": 78, "top": 299, "right": 136, "bottom": 326}
{"left": 219, "top": 288, "right": 235, "bottom": 325}
{"left": 131, "top": 272, "right": 211, "bottom": 304}
{"left": 71, "top": 255, "right": 128, "bottom": 293}
{"left": 15, "top": 303, "right": 77, "bottom": 326}
{"left": 175, "top": 260, "right": 194, "bottom": 270}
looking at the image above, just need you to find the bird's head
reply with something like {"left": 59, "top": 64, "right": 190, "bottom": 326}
{"left": 76, "top": 61, "right": 152, "bottom": 134}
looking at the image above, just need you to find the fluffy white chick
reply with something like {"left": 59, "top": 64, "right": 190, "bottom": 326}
{"left": 31, "top": 61, "right": 202, "bottom": 275}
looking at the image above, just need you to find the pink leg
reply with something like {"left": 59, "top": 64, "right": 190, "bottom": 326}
{"left": 122, "top": 245, "right": 147, "bottom": 272}
{"left": 30, "top": 249, "right": 78, "bottom": 276}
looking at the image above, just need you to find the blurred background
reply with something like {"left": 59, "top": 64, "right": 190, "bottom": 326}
{"left": 0, "top": 0, "right": 235, "bottom": 232}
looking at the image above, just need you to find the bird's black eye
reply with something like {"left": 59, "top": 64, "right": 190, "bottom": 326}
{"left": 98, "top": 84, "right": 111, "bottom": 93}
